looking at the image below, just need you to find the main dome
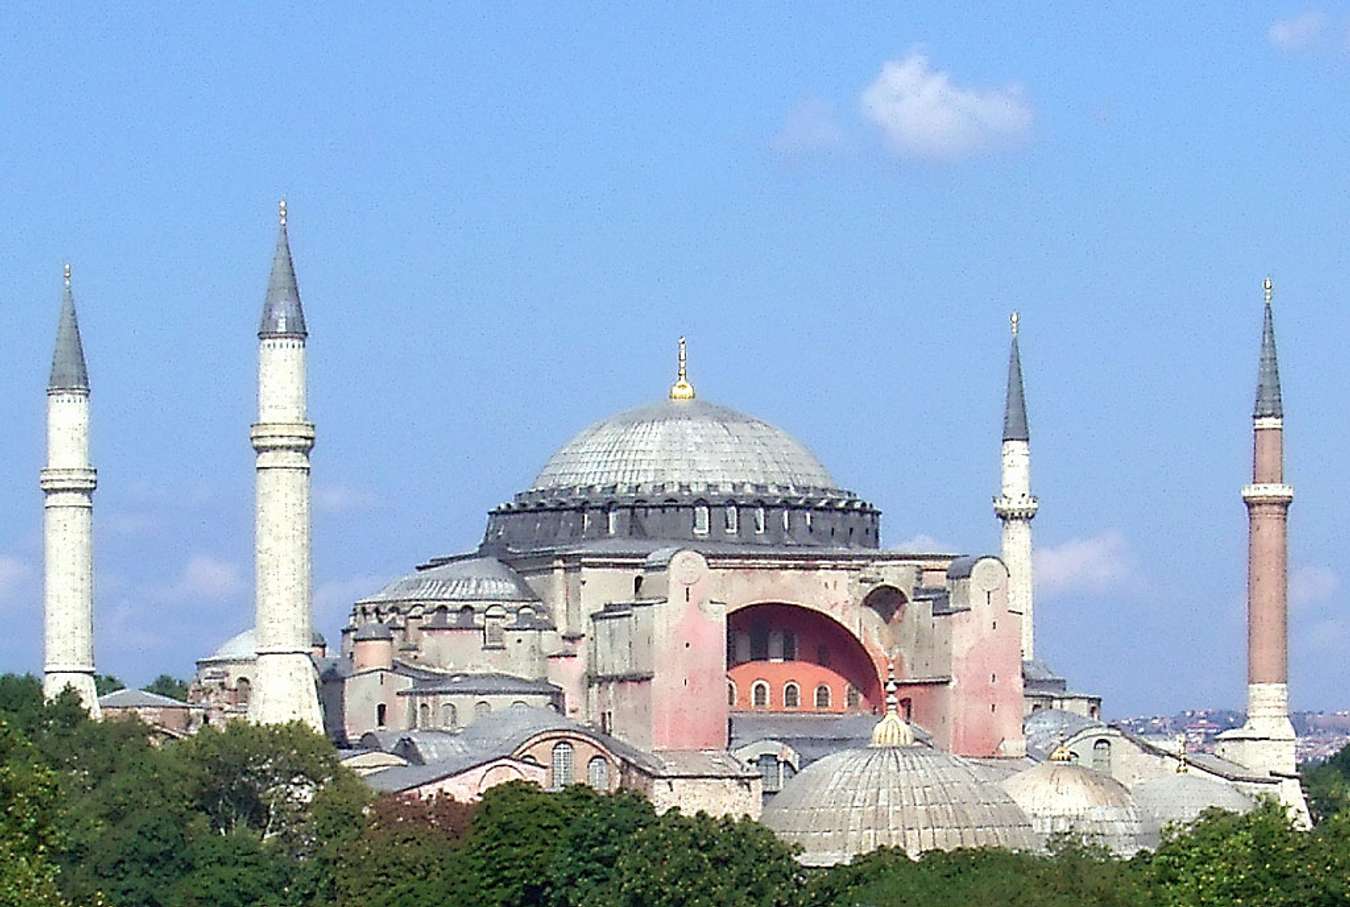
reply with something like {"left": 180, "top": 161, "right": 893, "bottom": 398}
{"left": 530, "top": 398, "right": 842, "bottom": 494}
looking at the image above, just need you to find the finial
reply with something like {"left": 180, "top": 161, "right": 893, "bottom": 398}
{"left": 1049, "top": 744, "right": 1073, "bottom": 763}
{"left": 669, "top": 335, "right": 696, "bottom": 400}
{"left": 869, "top": 658, "right": 914, "bottom": 747}
{"left": 1010, "top": 310, "right": 1020, "bottom": 336}
{"left": 1263, "top": 276, "right": 1272, "bottom": 306}
{"left": 279, "top": 197, "right": 287, "bottom": 228}
{"left": 63, "top": 262, "right": 71, "bottom": 289}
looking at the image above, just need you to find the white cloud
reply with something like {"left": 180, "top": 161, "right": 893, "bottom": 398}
{"left": 313, "top": 483, "right": 382, "bottom": 515}
{"left": 1269, "top": 11, "right": 1325, "bottom": 50}
{"left": 890, "top": 533, "right": 957, "bottom": 553}
{"left": 1034, "top": 530, "right": 1130, "bottom": 598}
{"left": 157, "top": 554, "right": 245, "bottom": 603}
{"left": 860, "top": 52, "right": 1032, "bottom": 160}
{"left": 1290, "top": 564, "right": 1338, "bottom": 606}
{"left": 772, "top": 98, "right": 846, "bottom": 154}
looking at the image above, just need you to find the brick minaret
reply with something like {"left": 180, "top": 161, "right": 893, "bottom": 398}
{"left": 248, "top": 200, "right": 323, "bottom": 730}
{"left": 994, "top": 312, "right": 1038, "bottom": 660}
{"left": 1218, "top": 277, "right": 1296, "bottom": 777}
{"left": 42, "top": 264, "right": 100, "bottom": 717}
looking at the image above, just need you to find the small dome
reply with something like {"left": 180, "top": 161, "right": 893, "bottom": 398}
{"left": 354, "top": 623, "right": 394, "bottom": 642}
{"left": 762, "top": 745, "right": 1036, "bottom": 865}
{"left": 531, "top": 398, "right": 842, "bottom": 495}
{"left": 311, "top": 630, "right": 327, "bottom": 647}
{"left": 199, "top": 628, "right": 256, "bottom": 663}
{"left": 359, "top": 557, "right": 539, "bottom": 606}
{"left": 1002, "top": 761, "right": 1146, "bottom": 856}
{"left": 1132, "top": 771, "right": 1252, "bottom": 833}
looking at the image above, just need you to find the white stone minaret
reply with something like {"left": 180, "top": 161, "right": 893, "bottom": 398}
{"left": 993, "top": 312, "right": 1038, "bottom": 661}
{"left": 248, "top": 200, "right": 323, "bottom": 730}
{"left": 42, "top": 264, "right": 100, "bottom": 717}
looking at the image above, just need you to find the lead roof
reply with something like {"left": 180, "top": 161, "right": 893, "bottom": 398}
{"left": 1255, "top": 297, "right": 1282, "bottom": 419}
{"left": 1003, "top": 334, "right": 1029, "bottom": 442}
{"left": 258, "top": 213, "right": 307, "bottom": 338}
{"left": 49, "top": 273, "right": 89, "bottom": 392}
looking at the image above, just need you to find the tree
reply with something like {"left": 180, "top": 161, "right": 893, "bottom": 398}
{"left": 1304, "top": 742, "right": 1350, "bottom": 824}
{"left": 0, "top": 719, "right": 69, "bottom": 907}
{"left": 143, "top": 675, "right": 190, "bottom": 702}
{"left": 547, "top": 787, "right": 656, "bottom": 907}
{"left": 93, "top": 675, "right": 124, "bottom": 696}
{"left": 331, "top": 793, "right": 475, "bottom": 907}
{"left": 461, "top": 781, "right": 572, "bottom": 907}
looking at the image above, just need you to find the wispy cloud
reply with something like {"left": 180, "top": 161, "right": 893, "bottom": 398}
{"left": 860, "top": 51, "right": 1032, "bottom": 160}
{"left": 313, "top": 483, "right": 383, "bottom": 515}
{"left": 1034, "top": 531, "right": 1131, "bottom": 598}
{"left": 1269, "top": 11, "right": 1325, "bottom": 51}
{"left": 890, "top": 533, "right": 957, "bottom": 553}
{"left": 771, "top": 98, "right": 846, "bottom": 154}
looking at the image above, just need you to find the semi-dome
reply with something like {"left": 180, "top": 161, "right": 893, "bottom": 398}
{"left": 531, "top": 398, "right": 843, "bottom": 495}
{"left": 1002, "top": 758, "right": 1147, "bottom": 856}
{"left": 1132, "top": 771, "right": 1252, "bottom": 833}
{"left": 358, "top": 557, "right": 540, "bottom": 606}
{"left": 762, "top": 737, "right": 1035, "bottom": 865}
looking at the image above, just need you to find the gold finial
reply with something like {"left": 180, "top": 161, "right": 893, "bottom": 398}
{"left": 1049, "top": 744, "right": 1074, "bottom": 763}
{"left": 869, "top": 659, "right": 915, "bottom": 747}
{"left": 1263, "top": 276, "right": 1272, "bottom": 306}
{"left": 279, "top": 197, "right": 287, "bottom": 228}
{"left": 63, "top": 262, "right": 71, "bottom": 288}
{"left": 1010, "top": 311, "right": 1020, "bottom": 336}
{"left": 669, "top": 335, "right": 696, "bottom": 400}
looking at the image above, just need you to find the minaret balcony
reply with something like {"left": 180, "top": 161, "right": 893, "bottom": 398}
{"left": 993, "top": 495, "right": 1038, "bottom": 520}
{"left": 39, "top": 467, "right": 98, "bottom": 493}
{"left": 1241, "top": 483, "right": 1293, "bottom": 505}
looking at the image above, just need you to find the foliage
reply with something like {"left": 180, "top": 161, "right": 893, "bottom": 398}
{"left": 93, "top": 675, "right": 124, "bottom": 696}
{"left": 143, "top": 675, "right": 191, "bottom": 702}
{"left": 0, "top": 719, "right": 69, "bottom": 907}
{"left": 1303, "top": 741, "right": 1350, "bottom": 824}
{"left": 332, "top": 793, "right": 475, "bottom": 907}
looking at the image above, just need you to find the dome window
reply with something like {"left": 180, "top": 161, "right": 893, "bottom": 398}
{"left": 606, "top": 504, "right": 618, "bottom": 536}
{"left": 418, "top": 703, "right": 430, "bottom": 727}
{"left": 783, "top": 682, "right": 800, "bottom": 709}
{"left": 752, "top": 681, "right": 770, "bottom": 709}
{"left": 754, "top": 505, "right": 766, "bottom": 534}
{"left": 693, "top": 503, "right": 710, "bottom": 535}
{"left": 815, "top": 684, "right": 832, "bottom": 710}
{"left": 724, "top": 503, "right": 738, "bottom": 533}
{"left": 845, "top": 685, "right": 861, "bottom": 709}
{"left": 475, "top": 701, "right": 491, "bottom": 717}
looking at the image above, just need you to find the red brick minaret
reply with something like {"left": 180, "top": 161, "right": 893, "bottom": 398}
{"left": 1217, "top": 277, "right": 1296, "bottom": 777}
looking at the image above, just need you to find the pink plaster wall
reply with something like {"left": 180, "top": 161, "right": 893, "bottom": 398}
{"left": 650, "top": 559, "right": 727, "bottom": 751}
{"left": 945, "top": 560, "right": 1024, "bottom": 756}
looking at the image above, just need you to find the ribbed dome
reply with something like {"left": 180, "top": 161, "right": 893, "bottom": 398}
{"left": 1132, "top": 772, "right": 1252, "bottom": 833}
{"left": 761, "top": 746, "right": 1036, "bottom": 866}
{"left": 1002, "top": 762, "right": 1147, "bottom": 856}
{"left": 530, "top": 398, "right": 841, "bottom": 495}
{"left": 198, "top": 627, "right": 325, "bottom": 663}
{"left": 358, "top": 557, "right": 540, "bottom": 605}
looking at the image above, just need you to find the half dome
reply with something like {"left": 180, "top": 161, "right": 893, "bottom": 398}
{"left": 1132, "top": 771, "right": 1252, "bottom": 834}
{"left": 530, "top": 398, "right": 841, "bottom": 495}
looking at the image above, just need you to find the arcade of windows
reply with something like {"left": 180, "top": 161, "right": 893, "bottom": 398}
{"left": 740, "top": 679, "right": 861, "bottom": 711}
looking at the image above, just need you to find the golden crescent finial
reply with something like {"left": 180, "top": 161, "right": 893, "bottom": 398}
{"left": 669, "top": 335, "right": 696, "bottom": 400}
{"left": 1049, "top": 744, "right": 1074, "bottom": 763}
{"left": 1010, "top": 311, "right": 1020, "bottom": 336}
{"left": 1263, "top": 276, "right": 1272, "bottom": 305}
{"left": 63, "top": 262, "right": 71, "bottom": 288}
{"left": 279, "top": 197, "right": 288, "bottom": 228}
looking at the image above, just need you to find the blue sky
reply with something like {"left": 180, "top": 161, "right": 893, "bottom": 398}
{"left": 1, "top": 4, "right": 1348, "bottom": 716}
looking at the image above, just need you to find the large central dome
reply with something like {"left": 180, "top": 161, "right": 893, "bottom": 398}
{"left": 530, "top": 398, "right": 841, "bottom": 495}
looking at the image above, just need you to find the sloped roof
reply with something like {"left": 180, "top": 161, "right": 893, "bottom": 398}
{"left": 99, "top": 688, "right": 190, "bottom": 709}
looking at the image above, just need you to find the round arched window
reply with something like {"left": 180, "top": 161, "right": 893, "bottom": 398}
{"left": 814, "top": 684, "right": 832, "bottom": 710}
{"left": 783, "top": 682, "right": 800, "bottom": 709}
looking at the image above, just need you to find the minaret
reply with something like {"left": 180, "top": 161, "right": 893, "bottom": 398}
{"left": 1218, "top": 277, "right": 1296, "bottom": 776}
{"left": 248, "top": 199, "right": 323, "bottom": 730}
{"left": 994, "top": 312, "right": 1038, "bottom": 660}
{"left": 42, "top": 264, "right": 100, "bottom": 717}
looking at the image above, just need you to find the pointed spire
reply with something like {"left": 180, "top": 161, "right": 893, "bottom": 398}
{"left": 669, "top": 335, "right": 696, "bottom": 400}
{"left": 1002, "top": 311, "right": 1029, "bottom": 442}
{"left": 1254, "top": 277, "right": 1282, "bottom": 419}
{"left": 258, "top": 198, "right": 307, "bottom": 339}
{"left": 49, "top": 263, "right": 89, "bottom": 393}
{"left": 869, "top": 660, "right": 915, "bottom": 748}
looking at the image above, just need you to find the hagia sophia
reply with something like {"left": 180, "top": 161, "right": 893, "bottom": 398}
{"left": 40, "top": 203, "right": 1308, "bottom": 861}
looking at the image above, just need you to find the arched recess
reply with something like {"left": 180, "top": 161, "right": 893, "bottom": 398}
{"left": 726, "top": 602, "right": 882, "bottom": 713}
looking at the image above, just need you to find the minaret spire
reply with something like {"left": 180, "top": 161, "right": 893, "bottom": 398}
{"left": 42, "top": 263, "right": 100, "bottom": 716}
{"left": 669, "top": 335, "right": 696, "bottom": 400}
{"left": 1217, "top": 277, "right": 1304, "bottom": 821}
{"left": 249, "top": 200, "right": 323, "bottom": 730}
{"left": 994, "top": 312, "right": 1038, "bottom": 659}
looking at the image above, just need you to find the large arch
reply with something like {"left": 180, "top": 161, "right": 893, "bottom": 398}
{"left": 726, "top": 602, "right": 882, "bottom": 714}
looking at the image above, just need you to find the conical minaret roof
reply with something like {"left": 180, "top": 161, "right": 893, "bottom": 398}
{"left": 258, "top": 199, "right": 307, "bottom": 339}
{"left": 1254, "top": 278, "right": 1282, "bottom": 419}
{"left": 49, "top": 264, "right": 89, "bottom": 393}
{"left": 1002, "top": 312, "right": 1029, "bottom": 442}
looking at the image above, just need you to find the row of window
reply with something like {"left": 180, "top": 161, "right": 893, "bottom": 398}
{"left": 548, "top": 742, "right": 610, "bottom": 791}
{"left": 569, "top": 502, "right": 873, "bottom": 538}
{"left": 380, "top": 699, "right": 532, "bottom": 729}
{"left": 728, "top": 629, "right": 837, "bottom": 667}
{"left": 731, "top": 680, "right": 861, "bottom": 710}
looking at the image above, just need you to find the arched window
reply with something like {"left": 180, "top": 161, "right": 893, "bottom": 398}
{"left": 693, "top": 503, "right": 710, "bottom": 535}
{"left": 757, "top": 753, "right": 782, "bottom": 792}
{"left": 511, "top": 700, "right": 528, "bottom": 710}
{"left": 814, "top": 684, "right": 832, "bottom": 710}
{"left": 484, "top": 607, "right": 505, "bottom": 647}
{"left": 782, "top": 509, "right": 790, "bottom": 531}
{"left": 1093, "top": 739, "right": 1112, "bottom": 773}
{"left": 474, "top": 701, "right": 491, "bottom": 717}
{"left": 456, "top": 605, "right": 474, "bottom": 627}
{"left": 418, "top": 703, "right": 430, "bottom": 727}
{"left": 551, "top": 741, "right": 575, "bottom": 789}
{"left": 235, "top": 677, "right": 251, "bottom": 706}
{"left": 804, "top": 511, "right": 813, "bottom": 533}
{"left": 442, "top": 703, "right": 457, "bottom": 728}
{"left": 752, "top": 681, "right": 770, "bottom": 709}
{"left": 845, "top": 685, "right": 860, "bottom": 709}
{"left": 783, "top": 682, "right": 800, "bottom": 709}
{"left": 724, "top": 503, "right": 738, "bottom": 533}
{"left": 376, "top": 703, "right": 387, "bottom": 727}
{"left": 727, "top": 680, "right": 737, "bottom": 707}
{"left": 587, "top": 756, "right": 609, "bottom": 791}
{"left": 754, "top": 505, "right": 766, "bottom": 534}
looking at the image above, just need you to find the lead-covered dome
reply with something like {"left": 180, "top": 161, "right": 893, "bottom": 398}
{"left": 530, "top": 398, "right": 842, "bottom": 495}
{"left": 1002, "top": 760, "right": 1147, "bottom": 856}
